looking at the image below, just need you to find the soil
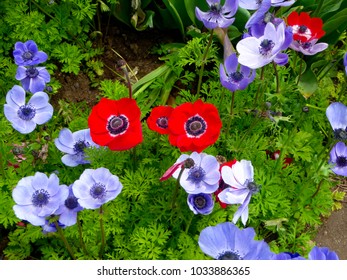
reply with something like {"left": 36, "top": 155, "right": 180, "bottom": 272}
{"left": 42, "top": 21, "right": 347, "bottom": 260}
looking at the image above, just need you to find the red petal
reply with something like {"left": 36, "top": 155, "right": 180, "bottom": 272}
{"left": 160, "top": 162, "right": 183, "bottom": 181}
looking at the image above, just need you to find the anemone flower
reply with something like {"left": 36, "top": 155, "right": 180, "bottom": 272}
{"left": 289, "top": 39, "right": 328, "bottom": 56}
{"left": 344, "top": 53, "right": 347, "bottom": 76}
{"left": 272, "top": 252, "right": 306, "bottom": 260}
{"left": 187, "top": 193, "right": 214, "bottom": 215}
{"left": 198, "top": 222, "right": 274, "bottom": 260}
{"left": 54, "top": 128, "right": 99, "bottom": 167}
{"left": 4, "top": 85, "right": 53, "bottom": 134}
{"left": 42, "top": 220, "right": 66, "bottom": 234}
{"left": 195, "top": 0, "right": 239, "bottom": 29}
{"left": 172, "top": 152, "right": 220, "bottom": 194}
{"left": 218, "top": 160, "right": 259, "bottom": 225}
{"left": 146, "top": 105, "right": 174, "bottom": 134}
{"left": 236, "top": 22, "right": 289, "bottom": 69}
{"left": 326, "top": 102, "right": 347, "bottom": 140}
{"left": 168, "top": 99, "right": 222, "bottom": 153}
{"left": 54, "top": 184, "right": 84, "bottom": 226}
{"left": 308, "top": 246, "right": 339, "bottom": 260}
{"left": 15, "top": 66, "right": 50, "bottom": 93}
{"left": 220, "top": 53, "right": 256, "bottom": 92}
{"left": 12, "top": 172, "right": 69, "bottom": 226}
{"left": 13, "top": 40, "right": 48, "bottom": 66}
{"left": 88, "top": 97, "right": 143, "bottom": 151}
{"left": 329, "top": 142, "right": 347, "bottom": 176}
{"left": 72, "top": 167, "right": 123, "bottom": 209}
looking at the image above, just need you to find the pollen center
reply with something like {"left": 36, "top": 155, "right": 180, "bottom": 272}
{"left": 336, "top": 156, "right": 347, "bottom": 167}
{"left": 26, "top": 66, "right": 39, "bottom": 78}
{"left": 90, "top": 183, "right": 106, "bottom": 199}
{"left": 107, "top": 115, "right": 129, "bottom": 136}
{"left": 185, "top": 115, "right": 207, "bottom": 137}
{"left": 156, "top": 116, "right": 168, "bottom": 129}
{"left": 32, "top": 189, "right": 50, "bottom": 207}
{"left": 218, "top": 251, "right": 243, "bottom": 260}
{"left": 259, "top": 39, "right": 275, "bottom": 56}
{"left": 18, "top": 105, "right": 36, "bottom": 121}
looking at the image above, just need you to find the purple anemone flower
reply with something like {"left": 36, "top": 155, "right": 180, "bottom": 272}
{"left": 326, "top": 102, "right": 347, "bottom": 140}
{"left": 272, "top": 252, "right": 306, "bottom": 260}
{"left": 12, "top": 172, "right": 69, "bottom": 226}
{"left": 4, "top": 85, "right": 53, "bottom": 134}
{"left": 329, "top": 142, "right": 347, "bottom": 176}
{"left": 308, "top": 246, "right": 339, "bottom": 260}
{"left": 54, "top": 128, "right": 99, "bottom": 167}
{"left": 13, "top": 40, "right": 48, "bottom": 66}
{"left": 187, "top": 193, "right": 214, "bottom": 215}
{"left": 195, "top": 0, "right": 239, "bottom": 29}
{"left": 198, "top": 222, "right": 274, "bottom": 259}
{"left": 236, "top": 22, "right": 290, "bottom": 69}
{"left": 54, "top": 185, "right": 83, "bottom": 226}
{"left": 220, "top": 53, "right": 256, "bottom": 92}
{"left": 289, "top": 39, "right": 328, "bottom": 56}
{"left": 172, "top": 152, "right": 220, "bottom": 194}
{"left": 42, "top": 220, "right": 66, "bottom": 234}
{"left": 239, "top": 0, "right": 294, "bottom": 9}
{"left": 15, "top": 65, "right": 50, "bottom": 93}
{"left": 218, "top": 160, "right": 259, "bottom": 225}
{"left": 241, "top": 0, "right": 272, "bottom": 29}
{"left": 344, "top": 53, "right": 347, "bottom": 75}
{"left": 72, "top": 167, "right": 123, "bottom": 209}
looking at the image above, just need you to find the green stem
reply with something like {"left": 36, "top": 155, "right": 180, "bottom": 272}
{"left": 272, "top": 61, "right": 280, "bottom": 93}
{"left": 296, "top": 55, "right": 304, "bottom": 85}
{"left": 254, "top": 67, "right": 265, "bottom": 106}
{"left": 196, "top": 29, "right": 214, "bottom": 98}
{"left": 218, "top": 87, "right": 226, "bottom": 112}
{"left": 54, "top": 220, "right": 76, "bottom": 260}
{"left": 185, "top": 213, "right": 194, "bottom": 234}
{"left": 98, "top": 206, "right": 105, "bottom": 259}
{"left": 77, "top": 213, "right": 90, "bottom": 258}
{"left": 171, "top": 167, "right": 185, "bottom": 209}
{"left": 225, "top": 90, "right": 236, "bottom": 136}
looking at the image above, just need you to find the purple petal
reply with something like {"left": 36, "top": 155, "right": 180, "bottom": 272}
{"left": 15, "top": 66, "right": 28, "bottom": 80}
{"left": 274, "top": 53, "right": 288, "bottom": 65}
{"left": 28, "top": 91, "right": 49, "bottom": 109}
{"left": 34, "top": 104, "right": 53, "bottom": 124}
{"left": 6, "top": 85, "right": 26, "bottom": 107}
{"left": 13, "top": 205, "right": 46, "bottom": 226}
{"left": 326, "top": 102, "right": 347, "bottom": 130}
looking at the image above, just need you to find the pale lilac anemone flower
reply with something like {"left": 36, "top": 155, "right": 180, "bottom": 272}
{"left": 218, "top": 160, "right": 259, "bottom": 225}
{"left": 308, "top": 246, "right": 339, "bottom": 260}
{"left": 236, "top": 22, "right": 290, "bottom": 69}
{"left": 329, "top": 142, "right": 347, "bottom": 176}
{"left": 289, "top": 39, "right": 328, "bottom": 56}
{"left": 172, "top": 152, "right": 220, "bottom": 194}
{"left": 326, "top": 102, "right": 347, "bottom": 140}
{"left": 4, "top": 85, "right": 53, "bottom": 134}
{"left": 15, "top": 65, "right": 50, "bottom": 93}
{"left": 198, "top": 222, "right": 274, "bottom": 259}
{"left": 195, "top": 0, "right": 239, "bottom": 29}
{"left": 13, "top": 40, "right": 48, "bottom": 66}
{"left": 220, "top": 53, "right": 256, "bottom": 92}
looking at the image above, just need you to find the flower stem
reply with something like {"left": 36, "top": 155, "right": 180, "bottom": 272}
{"left": 117, "top": 60, "right": 132, "bottom": 99}
{"left": 171, "top": 167, "right": 185, "bottom": 209}
{"left": 254, "top": 67, "right": 265, "bottom": 107}
{"left": 54, "top": 220, "right": 76, "bottom": 260}
{"left": 225, "top": 90, "right": 236, "bottom": 136}
{"left": 98, "top": 206, "right": 106, "bottom": 259}
{"left": 77, "top": 213, "right": 90, "bottom": 258}
{"left": 196, "top": 29, "right": 214, "bottom": 98}
{"left": 272, "top": 62, "right": 280, "bottom": 93}
{"left": 185, "top": 213, "right": 194, "bottom": 234}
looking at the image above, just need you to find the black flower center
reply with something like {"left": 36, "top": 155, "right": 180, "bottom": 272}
{"left": 298, "top": 25, "right": 308, "bottom": 33}
{"left": 18, "top": 105, "right": 36, "bottom": 121}
{"left": 185, "top": 115, "right": 207, "bottom": 137}
{"left": 26, "top": 66, "right": 39, "bottom": 78}
{"left": 90, "top": 183, "right": 106, "bottom": 199}
{"left": 73, "top": 140, "right": 88, "bottom": 154}
{"left": 184, "top": 158, "right": 195, "bottom": 169}
{"left": 23, "top": 51, "right": 34, "bottom": 60}
{"left": 247, "top": 181, "right": 259, "bottom": 193}
{"left": 334, "top": 128, "right": 347, "bottom": 140}
{"left": 301, "top": 42, "right": 311, "bottom": 49}
{"left": 156, "top": 116, "right": 168, "bottom": 129}
{"left": 336, "top": 156, "right": 347, "bottom": 167}
{"left": 194, "top": 194, "right": 207, "bottom": 209}
{"left": 32, "top": 189, "right": 50, "bottom": 207}
{"left": 210, "top": 3, "right": 221, "bottom": 13}
{"left": 259, "top": 39, "right": 275, "bottom": 56}
{"left": 187, "top": 166, "right": 206, "bottom": 183}
{"left": 107, "top": 115, "right": 129, "bottom": 135}
{"left": 229, "top": 71, "right": 244, "bottom": 83}
{"left": 218, "top": 251, "right": 243, "bottom": 260}
{"left": 64, "top": 196, "right": 79, "bottom": 210}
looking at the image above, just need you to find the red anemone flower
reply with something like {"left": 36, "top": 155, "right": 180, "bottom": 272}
{"left": 88, "top": 97, "right": 143, "bottom": 151}
{"left": 168, "top": 99, "right": 222, "bottom": 153}
{"left": 146, "top": 105, "right": 174, "bottom": 134}
{"left": 287, "top": 11, "right": 325, "bottom": 42}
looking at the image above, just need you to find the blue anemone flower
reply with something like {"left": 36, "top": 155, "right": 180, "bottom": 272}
{"left": 15, "top": 65, "right": 50, "bottom": 93}
{"left": 308, "top": 246, "right": 339, "bottom": 260}
{"left": 218, "top": 160, "right": 259, "bottom": 225}
{"left": 12, "top": 172, "right": 69, "bottom": 226}
{"left": 13, "top": 40, "right": 48, "bottom": 66}
{"left": 4, "top": 85, "right": 53, "bottom": 134}
{"left": 72, "top": 167, "right": 123, "bottom": 209}
{"left": 198, "top": 222, "right": 274, "bottom": 259}
{"left": 172, "top": 152, "right": 220, "bottom": 194}
{"left": 220, "top": 53, "right": 256, "bottom": 92}
{"left": 187, "top": 193, "right": 214, "bottom": 215}
{"left": 272, "top": 252, "right": 306, "bottom": 260}
{"left": 329, "top": 142, "right": 347, "bottom": 176}
{"left": 54, "top": 185, "right": 84, "bottom": 226}
{"left": 195, "top": 0, "right": 239, "bottom": 29}
{"left": 236, "top": 22, "right": 289, "bottom": 69}
{"left": 54, "top": 128, "right": 99, "bottom": 167}
{"left": 326, "top": 102, "right": 347, "bottom": 140}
